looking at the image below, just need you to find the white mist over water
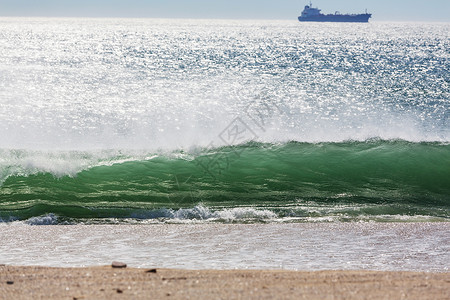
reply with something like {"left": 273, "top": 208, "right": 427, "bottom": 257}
{"left": 0, "top": 19, "right": 448, "bottom": 151}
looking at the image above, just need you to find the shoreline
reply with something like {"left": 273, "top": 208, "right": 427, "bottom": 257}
{"left": 1, "top": 265, "right": 449, "bottom": 299}
{"left": 1, "top": 223, "right": 448, "bottom": 271}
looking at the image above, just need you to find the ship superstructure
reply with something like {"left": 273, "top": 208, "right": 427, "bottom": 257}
{"left": 298, "top": 2, "right": 372, "bottom": 23}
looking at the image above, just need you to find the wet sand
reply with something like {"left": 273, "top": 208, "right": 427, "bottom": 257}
{"left": 1, "top": 265, "right": 449, "bottom": 299}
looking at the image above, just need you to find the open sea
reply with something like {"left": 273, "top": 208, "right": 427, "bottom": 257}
{"left": 0, "top": 18, "right": 448, "bottom": 270}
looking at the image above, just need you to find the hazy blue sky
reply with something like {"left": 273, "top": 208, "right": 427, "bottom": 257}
{"left": 0, "top": 0, "right": 449, "bottom": 21}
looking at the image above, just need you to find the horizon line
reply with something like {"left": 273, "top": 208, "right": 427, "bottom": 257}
{"left": 0, "top": 15, "right": 449, "bottom": 23}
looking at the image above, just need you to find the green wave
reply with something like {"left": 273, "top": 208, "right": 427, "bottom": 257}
{"left": 0, "top": 140, "right": 449, "bottom": 221}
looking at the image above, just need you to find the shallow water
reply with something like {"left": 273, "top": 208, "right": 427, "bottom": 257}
{"left": 0, "top": 223, "right": 448, "bottom": 271}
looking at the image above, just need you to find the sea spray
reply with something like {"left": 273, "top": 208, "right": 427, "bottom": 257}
{"left": 0, "top": 19, "right": 448, "bottom": 223}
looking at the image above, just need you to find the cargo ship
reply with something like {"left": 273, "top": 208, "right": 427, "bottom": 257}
{"left": 298, "top": 2, "right": 372, "bottom": 23}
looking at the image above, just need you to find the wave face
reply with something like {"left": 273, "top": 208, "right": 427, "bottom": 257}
{"left": 0, "top": 141, "right": 448, "bottom": 223}
{"left": 0, "top": 19, "right": 448, "bottom": 223}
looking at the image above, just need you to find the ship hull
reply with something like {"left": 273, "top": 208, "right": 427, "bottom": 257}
{"left": 298, "top": 14, "right": 371, "bottom": 23}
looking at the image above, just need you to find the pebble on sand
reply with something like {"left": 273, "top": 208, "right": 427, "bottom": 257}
{"left": 111, "top": 262, "right": 127, "bottom": 268}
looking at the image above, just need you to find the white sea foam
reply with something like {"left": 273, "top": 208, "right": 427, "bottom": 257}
{"left": 0, "top": 148, "right": 163, "bottom": 184}
{"left": 1, "top": 223, "right": 449, "bottom": 271}
{"left": 129, "top": 204, "right": 277, "bottom": 223}
{"left": 25, "top": 213, "right": 60, "bottom": 225}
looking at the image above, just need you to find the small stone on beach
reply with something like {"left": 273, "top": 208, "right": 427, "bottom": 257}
{"left": 6, "top": 281, "right": 14, "bottom": 285}
{"left": 112, "top": 262, "right": 127, "bottom": 268}
{"left": 146, "top": 269, "right": 157, "bottom": 273}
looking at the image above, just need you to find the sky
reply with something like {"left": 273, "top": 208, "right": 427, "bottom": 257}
{"left": 0, "top": 0, "right": 449, "bottom": 21}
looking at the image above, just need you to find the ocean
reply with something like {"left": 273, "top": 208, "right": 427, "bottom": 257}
{"left": 0, "top": 18, "right": 448, "bottom": 270}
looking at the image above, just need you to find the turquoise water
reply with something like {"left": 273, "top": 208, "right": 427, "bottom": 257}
{"left": 0, "top": 141, "right": 449, "bottom": 223}
{"left": 0, "top": 19, "right": 448, "bottom": 223}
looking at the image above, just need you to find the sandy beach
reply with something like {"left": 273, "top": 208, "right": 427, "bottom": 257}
{"left": 1, "top": 265, "right": 449, "bottom": 299}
